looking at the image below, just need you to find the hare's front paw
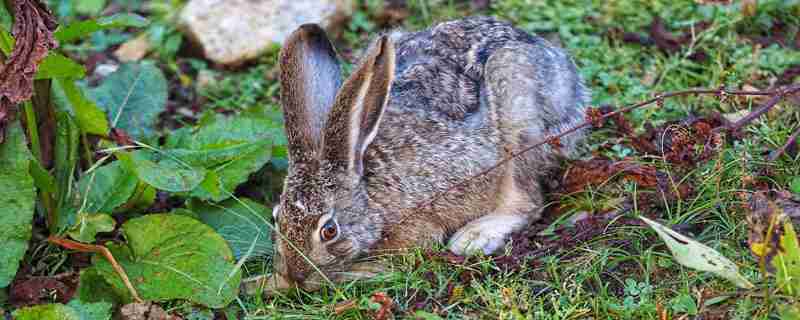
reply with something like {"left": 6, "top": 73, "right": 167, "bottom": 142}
{"left": 448, "top": 214, "right": 528, "bottom": 255}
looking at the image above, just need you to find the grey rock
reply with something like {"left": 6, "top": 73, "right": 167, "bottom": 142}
{"left": 179, "top": 0, "right": 352, "bottom": 66}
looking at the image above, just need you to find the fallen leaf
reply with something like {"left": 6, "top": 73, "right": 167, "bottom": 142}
{"left": 114, "top": 34, "right": 151, "bottom": 62}
{"left": 371, "top": 292, "right": 394, "bottom": 320}
{"left": 563, "top": 159, "right": 659, "bottom": 193}
{"left": 9, "top": 274, "right": 77, "bottom": 306}
{"left": 741, "top": 0, "right": 758, "bottom": 17}
{"left": 640, "top": 216, "right": 754, "bottom": 289}
{"left": 120, "top": 302, "right": 180, "bottom": 320}
{"left": 333, "top": 299, "right": 358, "bottom": 315}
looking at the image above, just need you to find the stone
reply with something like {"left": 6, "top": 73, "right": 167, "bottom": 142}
{"left": 178, "top": 0, "right": 352, "bottom": 66}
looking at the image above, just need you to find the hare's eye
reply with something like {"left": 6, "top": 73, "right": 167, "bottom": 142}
{"left": 320, "top": 219, "right": 338, "bottom": 242}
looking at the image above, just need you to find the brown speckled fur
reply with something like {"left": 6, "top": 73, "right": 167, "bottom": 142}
{"left": 271, "top": 16, "right": 590, "bottom": 290}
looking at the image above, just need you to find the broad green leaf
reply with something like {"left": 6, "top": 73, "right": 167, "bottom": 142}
{"left": 122, "top": 182, "right": 156, "bottom": 211}
{"left": 779, "top": 303, "right": 800, "bottom": 320}
{"left": 164, "top": 116, "right": 281, "bottom": 201}
{"left": 76, "top": 161, "right": 138, "bottom": 214}
{"left": 55, "top": 111, "right": 80, "bottom": 222}
{"left": 67, "top": 299, "right": 112, "bottom": 320}
{"left": 775, "top": 221, "right": 800, "bottom": 297}
{"left": 35, "top": 53, "right": 86, "bottom": 79}
{"left": 53, "top": 78, "right": 110, "bottom": 136}
{"left": 0, "top": 3, "right": 10, "bottom": 32}
{"left": 55, "top": 13, "right": 149, "bottom": 43}
{"left": 92, "top": 214, "right": 241, "bottom": 308}
{"left": 186, "top": 198, "right": 272, "bottom": 259}
{"left": 791, "top": 177, "right": 800, "bottom": 195}
{"left": 30, "top": 158, "right": 56, "bottom": 194}
{"left": 77, "top": 267, "right": 122, "bottom": 306}
{"left": 12, "top": 303, "right": 80, "bottom": 320}
{"left": 169, "top": 141, "right": 272, "bottom": 201}
{"left": 67, "top": 213, "right": 115, "bottom": 243}
{"left": 180, "top": 115, "right": 286, "bottom": 150}
{"left": 86, "top": 61, "right": 167, "bottom": 140}
{"left": 0, "top": 26, "right": 13, "bottom": 55}
{"left": 0, "top": 122, "right": 35, "bottom": 288}
{"left": 11, "top": 301, "right": 111, "bottom": 320}
{"left": 640, "top": 216, "right": 754, "bottom": 289}
{"left": 75, "top": 0, "right": 107, "bottom": 16}
{"left": 118, "top": 150, "right": 206, "bottom": 193}
{"left": 190, "top": 146, "right": 271, "bottom": 201}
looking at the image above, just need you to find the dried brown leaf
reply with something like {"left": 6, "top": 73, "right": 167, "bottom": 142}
{"left": 745, "top": 191, "right": 800, "bottom": 271}
{"left": 585, "top": 106, "right": 605, "bottom": 128}
{"left": 120, "top": 302, "right": 182, "bottom": 320}
{"left": 9, "top": 273, "right": 78, "bottom": 307}
{"left": 371, "top": 292, "right": 394, "bottom": 320}
{"left": 563, "top": 159, "right": 659, "bottom": 193}
{"left": 0, "top": 0, "right": 58, "bottom": 140}
{"left": 644, "top": 16, "right": 709, "bottom": 61}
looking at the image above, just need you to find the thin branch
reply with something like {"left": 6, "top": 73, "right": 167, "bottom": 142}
{"left": 728, "top": 85, "right": 800, "bottom": 131}
{"left": 47, "top": 236, "right": 143, "bottom": 303}
{"left": 769, "top": 126, "right": 800, "bottom": 161}
{"left": 414, "top": 86, "right": 800, "bottom": 211}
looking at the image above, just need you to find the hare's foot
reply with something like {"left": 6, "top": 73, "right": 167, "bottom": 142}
{"left": 448, "top": 214, "right": 528, "bottom": 255}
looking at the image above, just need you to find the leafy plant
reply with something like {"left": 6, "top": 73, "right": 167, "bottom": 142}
{"left": 12, "top": 300, "right": 111, "bottom": 320}
{"left": 85, "top": 61, "right": 167, "bottom": 140}
{"left": 0, "top": 122, "right": 35, "bottom": 287}
{"left": 0, "top": 1, "right": 276, "bottom": 314}
{"left": 91, "top": 214, "right": 241, "bottom": 308}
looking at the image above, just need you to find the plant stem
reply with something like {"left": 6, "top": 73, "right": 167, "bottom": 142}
{"left": 22, "top": 101, "right": 42, "bottom": 161}
{"left": 23, "top": 101, "right": 57, "bottom": 228}
{"left": 47, "top": 236, "right": 143, "bottom": 303}
{"left": 81, "top": 133, "right": 94, "bottom": 168}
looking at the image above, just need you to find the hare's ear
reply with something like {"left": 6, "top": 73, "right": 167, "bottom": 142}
{"left": 279, "top": 24, "right": 342, "bottom": 163}
{"left": 322, "top": 35, "right": 395, "bottom": 176}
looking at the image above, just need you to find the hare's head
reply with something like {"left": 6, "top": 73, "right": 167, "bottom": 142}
{"left": 272, "top": 24, "right": 395, "bottom": 289}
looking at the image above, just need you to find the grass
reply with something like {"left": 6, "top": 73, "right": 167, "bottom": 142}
{"left": 27, "top": 0, "right": 800, "bottom": 318}
{"left": 224, "top": 0, "right": 800, "bottom": 319}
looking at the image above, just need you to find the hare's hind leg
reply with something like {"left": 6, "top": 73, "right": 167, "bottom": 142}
{"left": 448, "top": 159, "right": 542, "bottom": 255}
{"left": 449, "top": 41, "right": 586, "bottom": 256}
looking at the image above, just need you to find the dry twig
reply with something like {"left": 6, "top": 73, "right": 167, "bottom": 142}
{"left": 47, "top": 236, "right": 143, "bottom": 303}
{"left": 415, "top": 84, "right": 800, "bottom": 211}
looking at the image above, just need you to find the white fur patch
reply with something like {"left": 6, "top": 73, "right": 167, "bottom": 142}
{"left": 272, "top": 205, "right": 281, "bottom": 219}
{"left": 448, "top": 214, "right": 528, "bottom": 255}
{"left": 293, "top": 200, "right": 306, "bottom": 211}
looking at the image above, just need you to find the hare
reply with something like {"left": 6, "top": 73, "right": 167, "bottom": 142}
{"left": 262, "top": 16, "right": 589, "bottom": 291}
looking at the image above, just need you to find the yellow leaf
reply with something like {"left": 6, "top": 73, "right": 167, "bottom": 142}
{"left": 775, "top": 221, "right": 800, "bottom": 297}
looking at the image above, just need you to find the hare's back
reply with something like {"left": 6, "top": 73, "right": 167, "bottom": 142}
{"left": 388, "top": 16, "right": 546, "bottom": 121}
